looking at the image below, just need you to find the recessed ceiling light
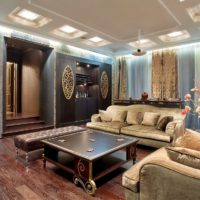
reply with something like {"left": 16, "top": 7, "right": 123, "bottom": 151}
{"left": 17, "top": 9, "right": 40, "bottom": 21}
{"left": 128, "top": 39, "right": 156, "bottom": 48}
{"left": 168, "top": 31, "right": 183, "bottom": 37}
{"left": 8, "top": 7, "right": 51, "bottom": 28}
{"left": 159, "top": 30, "right": 190, "bottom": 42}
{"left": 179, "top": 0, "right": 185, "bottom": 2}
{"left": 59, "top": 25, "right": 77, "bottom": 33}
{"left": 136, "top": 39, "right": 149, "bottom": 44}
{"left": 89, "top": 36, "right": 103, "bottom": 43}
{"left": 187, "top": 4, "right": 200, "bottom": 23}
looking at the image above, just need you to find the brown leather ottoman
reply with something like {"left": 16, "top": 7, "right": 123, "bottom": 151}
{"left": 14, "top": 126, "right": 85, "bottom": 165}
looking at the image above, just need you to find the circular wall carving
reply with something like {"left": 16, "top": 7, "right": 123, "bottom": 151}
{"left": 100, "top": 71, "right": 109, "bottom": 99}
{"left": 62, "top": 65, "right": 74, "bottom": 100}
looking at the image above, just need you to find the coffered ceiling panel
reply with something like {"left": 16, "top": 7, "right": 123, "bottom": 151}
{"left": 32, "top": 0, "right": 179, "bottom": 41}
{"left": 0, "top": 0, "right": 200, "bottom": 56}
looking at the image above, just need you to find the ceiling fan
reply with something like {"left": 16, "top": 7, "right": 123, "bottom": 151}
{"left": 132, "top": 29, "right": 146, "bottom": 56}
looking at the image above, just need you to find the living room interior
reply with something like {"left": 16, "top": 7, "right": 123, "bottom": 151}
{"left": 0, "top": 0, "right": 200, "bottom": 199}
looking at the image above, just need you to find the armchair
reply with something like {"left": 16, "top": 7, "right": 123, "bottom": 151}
{"left": 122, "top": 129, "right": 200, "bottom": 200}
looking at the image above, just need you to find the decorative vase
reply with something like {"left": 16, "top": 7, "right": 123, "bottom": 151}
{"left": 141, "top": 92, "right": 148, "bottom": 100}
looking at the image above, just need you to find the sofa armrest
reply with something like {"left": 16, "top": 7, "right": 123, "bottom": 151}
{"left": 91, "top": 114, "right": 101, "bottom": 122}
{"left": 165, "top": 120, "right": 185, "bottom": 145}
{"left": 139, "top": 159, "right": 200, "bottom": 200}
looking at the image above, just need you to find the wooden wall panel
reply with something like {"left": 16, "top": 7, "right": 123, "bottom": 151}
{"left": 99, "top": 63, "right": 112, "bottom": 110}
{"left": 56, "top": 53, "right": 76, "bottom": 126}
{"left": 0, "top": 36, "right": 6, "bottom": 137}
{"left": 22, "top": 49, "right": 43, "bottom": 116}
{"left": 40, "top": 49, "right": 54, "bottom": 125}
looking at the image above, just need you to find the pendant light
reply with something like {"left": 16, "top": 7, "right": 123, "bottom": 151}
{"left": 132, "top": 29, "right": 146, "bottom": 56}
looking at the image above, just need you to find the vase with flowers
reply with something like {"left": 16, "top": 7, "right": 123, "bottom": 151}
{"left": 182, "top": 81, "right": 200, "bottom": 129}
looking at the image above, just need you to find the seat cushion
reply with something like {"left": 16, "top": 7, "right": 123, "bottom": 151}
{"left": 122, "top": 147, "right": 169, "bottom": 192}
{"left": 86, "top": 121, "right": 127, "bottom": 134}
{"left": 121, "top": 125, "right": 172, "bottom": 142}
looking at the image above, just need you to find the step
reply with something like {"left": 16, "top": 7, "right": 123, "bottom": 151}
{"left": 6, "top": 120, "right": 45, "bottom": 128}
{"left": 6, "top": 116, "right": 40, "bottom": 124}
{"left": 3, "top": 124, "right": 54, "bottom": 136}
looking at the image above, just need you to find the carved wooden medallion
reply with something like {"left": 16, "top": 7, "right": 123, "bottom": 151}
{"left": 100, "top": 71, "right": 109, "bottom": 99}
{"left": 62, "top": 65, "right": 74, "bottom": 100}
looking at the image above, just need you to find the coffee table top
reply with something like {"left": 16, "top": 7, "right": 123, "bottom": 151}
{"left": 42, "top": 130, "right": 138, "bottom": 161}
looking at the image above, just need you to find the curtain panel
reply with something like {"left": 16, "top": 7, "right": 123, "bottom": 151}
{"left": 152, "top": 49, "right": 178, "bottom": 99}
{"left": 115, "top": 57, "right": 127, "bottom": 99}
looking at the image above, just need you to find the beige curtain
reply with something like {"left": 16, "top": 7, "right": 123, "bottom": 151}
{"left": 152, "top": 51, "right": 162, "bottom": 98}
{"left": 162, "top": 50, "right": 178, "bottom": 99}
{"left": 152, "top": 49, "right": 178, "bottom": 99}
{"left": 115, "top": 57, "right": 127, "bottom": 99}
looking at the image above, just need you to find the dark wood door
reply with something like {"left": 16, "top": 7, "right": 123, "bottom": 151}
{"left": 56, "top": 53, "right": 76, "bottom": 126}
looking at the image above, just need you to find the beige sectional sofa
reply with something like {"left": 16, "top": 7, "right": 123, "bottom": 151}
{"left": 86, "top": 105, "right": 185, "bottom": 148}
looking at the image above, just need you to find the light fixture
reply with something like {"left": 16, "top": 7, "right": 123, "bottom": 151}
{"left": 7, "top": 7, "right": 52, "bottom": 28}
{"left": 129, "top": 38, "right": 156, "bottom": 48}
{"left": 59, "top": 25, "right": 77, "bottom": 33}
{"left": 168, "top": 31, "right": 183, "bottom": 37}
{"left": 53, "top": 25, "right": 87, "bottom": 39}
{"left": 89, "top": 36, "right": 103, "bottom": 43}
{"left": 17, "top": 9, "right": 40, "bottom": 21}
{"left": 159, "top": 30, "right": 190, "bottom": 42}
{"left": 132, "top": 29, "right": 146, "bottom": 56}
{"left": 83, "top": 36, "right": 110, "bottom": 47}
{"left": 187, "top": 4, "right": 200, "bottom": 23}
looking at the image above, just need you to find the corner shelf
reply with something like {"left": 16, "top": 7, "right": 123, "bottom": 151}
{"left": 76, "top": 73, "right": 94, "bottom": 85}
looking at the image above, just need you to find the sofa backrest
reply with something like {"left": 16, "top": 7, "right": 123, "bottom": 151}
{"left": 106, "top": 104, "right": 185, "bottom": 120}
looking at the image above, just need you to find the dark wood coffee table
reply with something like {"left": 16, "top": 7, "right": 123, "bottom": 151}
{"left": 42, "top": 130, "right": 138, "bottom": 195}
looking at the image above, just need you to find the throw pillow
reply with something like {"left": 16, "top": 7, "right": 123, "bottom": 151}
{"left": 167, "top": 147, "right": 200, "bottom": 169}
{"left": 141, "top": 112, "right": 160, "bottom": 126}
{"left": 99, "top": 110, "right": 112, "bottom": 122}
{"left": 156, "top": 115, "right": 173, "bottom": 131}
{"left": 112, "top": 110, "right": 127, "bottom": 122}
{"left": 126, "top": 111, "right": 142, "bottom": 125}
{"left": 175, "top": 129, "right": 200, "bottom": 151}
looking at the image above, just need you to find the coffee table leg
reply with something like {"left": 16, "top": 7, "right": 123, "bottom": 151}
{"left": 126, "top": 143, "right": 137, "bottom": 164}
{"left": 42, "top": 153, "right": 46, "bottom": 168}
{"left": 74, "top": 159, "right": 96, "bottom": 195}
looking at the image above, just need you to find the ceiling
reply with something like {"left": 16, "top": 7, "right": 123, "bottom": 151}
{"left": 0, "top": 0, "right": 200, "bottom": 56}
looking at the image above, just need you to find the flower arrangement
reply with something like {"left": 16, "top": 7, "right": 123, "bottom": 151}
{"left": 182, "top": 80, "right": 200, "bottom": 117}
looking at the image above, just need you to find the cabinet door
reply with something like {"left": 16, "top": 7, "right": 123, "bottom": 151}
{"left": 99, "top": 63, "right": 112, "bottom": 110}
{"left": 75, "top": 98, "right": 87, "bottom": 121}
{"left": 56, "top": 53, "right": 76, "bottom": 126}
{"left": 87, "top": 97, "right": 98, "bottom": 119}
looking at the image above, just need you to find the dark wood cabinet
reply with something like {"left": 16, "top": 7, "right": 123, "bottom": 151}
{"left": 75, "top": 97, "right": 98, "bottom": 122}
{"left": 56, "top": 54, "right": 111, "bottom": 126}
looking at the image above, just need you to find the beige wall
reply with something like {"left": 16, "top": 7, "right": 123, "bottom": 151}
{"left": 22, "top": 49, "right": 43, "bottom": 116}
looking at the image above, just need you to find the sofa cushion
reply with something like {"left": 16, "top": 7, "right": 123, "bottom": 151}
{"left": 121, "top": 125, "right": 171, "bottom": 142}
{"left": 167, "top": 147, "right": 200, "bottom": 169}
{"left": 142, "top": 112, "right": 160, "bottom": 126}
{"left": 112, "top": 110, "right": 127, "bottom": 122}
{"left": 156, "top": 115, "right": 173, "bottom": 131}
{"left": 126, "top": 111, "right": 142, "bottom": 125}
{"left": 86, "top": 121, "right": 127, "bottom": 134}
{"left": 175, "top": 129, "right": 200, "bottom": 151}
{"left": 99, "top": 110, "right": 112, "bottom": 122}
{"left": 122, "top": 147, "right": 169, "bottom": 192}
